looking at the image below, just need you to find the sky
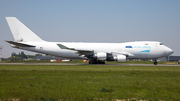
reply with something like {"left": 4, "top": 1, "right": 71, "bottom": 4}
{"left": 0, "top": 0, "right": 180, "bottom": 58}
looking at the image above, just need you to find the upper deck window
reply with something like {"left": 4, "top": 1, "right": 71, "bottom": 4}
{"left": 160, "top": 43, "right": 163, "bottom": 45}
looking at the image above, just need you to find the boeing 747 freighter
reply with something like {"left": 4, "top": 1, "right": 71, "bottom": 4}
{"left": 5, "top": 17, "right": 173, "bottom": 65}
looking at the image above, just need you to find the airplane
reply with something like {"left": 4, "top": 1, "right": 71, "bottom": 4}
{"left": 5, "top": 17, "right": 173, "bottom": 65}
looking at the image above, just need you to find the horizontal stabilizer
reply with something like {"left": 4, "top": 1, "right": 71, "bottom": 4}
{"left": 6, "top": 40, "right": 35, "bottom": 47}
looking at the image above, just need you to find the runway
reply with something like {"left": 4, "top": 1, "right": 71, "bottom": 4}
{"left": 0, "top": 63, "right": 180, "bottom": 66}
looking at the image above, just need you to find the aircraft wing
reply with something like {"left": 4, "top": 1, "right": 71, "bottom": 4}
{"left": 57, "top": 44, "right": 134, "bottom": 58}
{"left": 6, "top": 40, "right": 35, "bottom": 47}
{"left": 57, "top": 44, "right": 94, "bottom": 57}
{"left": 72, "top": 49, "right": 94, "bottom": 57}
{"left": 111, "top": 52, "right": 133, "bottom": 57}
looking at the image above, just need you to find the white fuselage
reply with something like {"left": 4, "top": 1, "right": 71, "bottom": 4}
{"left": 13, "top": 41, "right": 173, "bottom": 60}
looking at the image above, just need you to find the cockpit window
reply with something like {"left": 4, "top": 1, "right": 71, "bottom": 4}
{"left": 160, "top": 43, "right": 163, "bottom": 45}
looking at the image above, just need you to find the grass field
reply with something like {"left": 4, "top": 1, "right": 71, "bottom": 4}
{"left": 0, "top": 65, "right": 180, "bottom": 101}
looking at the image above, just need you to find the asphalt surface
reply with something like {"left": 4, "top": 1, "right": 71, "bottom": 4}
{"left": 0, "top": 63, "right": 180, "bottom": 66}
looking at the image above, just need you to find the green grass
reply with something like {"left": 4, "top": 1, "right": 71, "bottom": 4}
{"left": 0, "top": 65, "right": 180, "bottom": 100}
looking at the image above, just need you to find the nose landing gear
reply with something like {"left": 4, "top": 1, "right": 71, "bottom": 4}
{"left": 154, "top": 59, "right": 158, "bottom": 65}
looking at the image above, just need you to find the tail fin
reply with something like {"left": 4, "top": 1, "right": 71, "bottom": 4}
{"left": 6, "top": 17, "right": 44, "bottom": 42}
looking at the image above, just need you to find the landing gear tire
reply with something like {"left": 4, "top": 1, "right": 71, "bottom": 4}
{"left": 89, "top": 60, "right": 93, "bottom": 64}
{"left": 154, "top": 59, "right": 158, "bottom": 65}
{"left": 97, "top": 60, "right": 105, "bottom": 64}
{"left": 89, "top": 60, "right": 97, "bottom": 64}
{"left": 89, "top": 60, "right": 105, "bottom": 64}
{"left": 154, "top": 62, "right": 158, "bottom": 65}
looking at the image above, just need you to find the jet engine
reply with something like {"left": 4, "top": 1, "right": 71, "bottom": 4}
{"left": 94, "top": 52, "right": 107, "bottom": 60}
{"left": 114, "top": 55, "right": 126, "bottom": 62}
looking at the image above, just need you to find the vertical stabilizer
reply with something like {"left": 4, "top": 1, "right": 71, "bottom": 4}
{"left": 6, "top": 17, "right": 44, "bottom": 42}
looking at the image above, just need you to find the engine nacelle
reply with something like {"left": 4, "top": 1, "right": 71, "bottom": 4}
{"left": 95, "top": 52, "right": 107, "bottom": 60}
{"left": 114, "top": 55, "right": 126, "bottom": 62}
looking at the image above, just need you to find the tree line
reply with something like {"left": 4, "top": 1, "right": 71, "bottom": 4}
{"left": 7, "top": 52, "right": 42, "bottom": 61}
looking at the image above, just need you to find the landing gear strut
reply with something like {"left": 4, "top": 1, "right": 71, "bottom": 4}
{"left": 89, "top": 60, "right": 105, "bottom": 64}
{"left": 154, "top": 59, "right": 158, "bottom": 65}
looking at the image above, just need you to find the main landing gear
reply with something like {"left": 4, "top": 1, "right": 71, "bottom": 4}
{"left": 89, "top": 60, "right": 105, "bottom": 64}
{"left": 154, "top": 59, "right": 158, "bottom": 65}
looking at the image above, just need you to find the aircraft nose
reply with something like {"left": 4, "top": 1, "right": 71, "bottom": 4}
{"left": 165, "top": 47, "right": 173, "bottom": 56}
